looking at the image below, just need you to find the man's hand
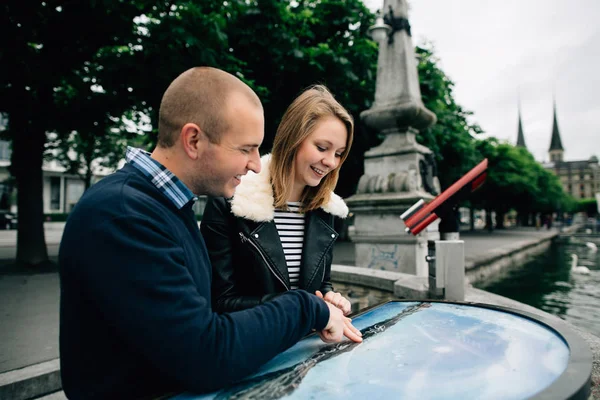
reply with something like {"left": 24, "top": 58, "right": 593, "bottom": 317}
{"left": 318, "top": 302, "right": 362, "bottom": 343}
{"left": 315, "top": 290, "right": 352, "bottom": 316}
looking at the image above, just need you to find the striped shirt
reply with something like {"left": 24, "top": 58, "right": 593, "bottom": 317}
{"left": 274, "top": 202, "right": 305, "bottom": 290}
{"left": 126, "top": 146, "right": 197, "bottom": 209}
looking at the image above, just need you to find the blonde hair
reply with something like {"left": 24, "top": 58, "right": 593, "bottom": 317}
{"left": 270, "top": 85, "right": 354, "bottom": 212}
{"left": 158, "top": 67, "right": 261, "bottom": 147}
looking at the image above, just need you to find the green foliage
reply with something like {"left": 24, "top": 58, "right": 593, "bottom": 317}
{"left": 415, "top": 44, "right": 481, "bottom": 189}
{"left": 561, "top": 195, "right": 579, "bottom": 214}
{"left": 1, "top": 0, "right": 166, "bottom": 265}
{"left": 107, "top": 0, "right": 379, "bottom": 196}
{"left": 212, "top": 0, "right": 379, "bottom": 196}
{"left": 413, "top": 45, "right": 572, "bottom": 221}
{"left": 115, "top": 0, "right": 252, "bottom": 145}
{"left": 0, "top": 0, "right": 378, "bottom": 264}
{"left": 577, "top": 198, "right": 598, "bottom": 216}
{"left": 470, "top": 138, "right": 570, "bottom": 219}
{"left": 0, "top": 0, "right": 161, "bottom": 136}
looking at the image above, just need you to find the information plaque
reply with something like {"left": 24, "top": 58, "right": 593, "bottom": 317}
{"left": 171, "top": 301, "right": 591, "bottom": 400}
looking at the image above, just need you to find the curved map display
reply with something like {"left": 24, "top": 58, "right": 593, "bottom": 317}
{"left": 171, "top": 301, "right": 590, "bottom": 400}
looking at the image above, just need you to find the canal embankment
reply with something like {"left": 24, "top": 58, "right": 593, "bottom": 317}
{"left": 464, "top": 226, "right": 579, "bottom": 285}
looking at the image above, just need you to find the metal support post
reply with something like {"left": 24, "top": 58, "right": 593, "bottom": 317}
{"left": 426, "top": 240, "right": 465, "bottom": 300}
{"left": 426, "top": 240, "right": 443, "bottom": 298}
{"left": 426, "top": 208, "right": 465, "bottom": 301}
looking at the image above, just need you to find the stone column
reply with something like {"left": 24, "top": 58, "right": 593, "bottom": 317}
{"left": 346, "top": 0, "right": 439, "bottom": 276}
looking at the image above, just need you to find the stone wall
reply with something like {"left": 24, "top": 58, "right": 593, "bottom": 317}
{"left": 465, "top": 225, "right": 582, "bottom": 286}
{"left": 331, "top": 281, "right": 397, "bottom": 313}
{"left": 330, "top": 264, "right": 428, "bottom": 314}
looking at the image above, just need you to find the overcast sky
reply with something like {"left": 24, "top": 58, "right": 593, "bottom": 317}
{"left": 363, "top": 0, "right": 600, "bottom": 162}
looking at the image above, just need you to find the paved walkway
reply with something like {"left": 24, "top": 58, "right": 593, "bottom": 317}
{"left": 0, "top": 225, "right": 62, "bottom": 376}
{"left": 0, "top": 225, "right": 559, "bottom": 375}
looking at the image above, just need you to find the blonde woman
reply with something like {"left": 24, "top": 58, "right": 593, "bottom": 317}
{"left": 201, "top": 85, "right": 354, "bottom": 316}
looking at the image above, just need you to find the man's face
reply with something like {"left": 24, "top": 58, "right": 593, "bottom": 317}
{"left": 194, "top": 92, "right": 264, "bottom": 198}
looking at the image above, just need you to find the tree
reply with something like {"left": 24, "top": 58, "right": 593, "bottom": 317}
{"left": 469, "top": 139, "right": 534, "bottom": 229}
{"left": 576, "top": 198, "right": 597, "bottom": 217}
{"left": 1, "top": 0, "right": 377, "bottom": 266}
{"left": 470, "top": 138, "right": 571, "bottom": 228}
{"left": 0, "top": 1, "right": 164, "bottom": 267}
{"left": 116, "top": 0, "right": 379, "bottom": 196}
{"left": 112, "top": 0, "right": 253, "bottom": 144}
{"left": 213, "top": 0, "right": 379, "bottom": 197}
{"left": 46, "top": 55, "right": 147, "bottom": 190}
{"left": 415, "top": 44, "right": 482, "bottom": 190}
{"left": 47, "top": 122, "right": 130, "bottom": 191}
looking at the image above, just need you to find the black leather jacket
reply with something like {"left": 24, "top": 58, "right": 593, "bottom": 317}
{"left": 201, "top": 196, "right": 339, "bottom": 313}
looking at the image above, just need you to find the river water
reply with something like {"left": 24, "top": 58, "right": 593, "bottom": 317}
{"left": 478, "top": 237, "right": 600, "bottom": 337}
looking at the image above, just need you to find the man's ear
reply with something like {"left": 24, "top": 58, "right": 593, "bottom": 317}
{"left": 180, "top": 123, "right": 207, "bottom": 160}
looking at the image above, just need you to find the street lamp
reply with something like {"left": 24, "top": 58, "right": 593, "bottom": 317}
{"left": 368, "top": 10, "right": 392, "bottom": 43}
{"left": 368, "top": 5, "right": 412, "bottom": 44}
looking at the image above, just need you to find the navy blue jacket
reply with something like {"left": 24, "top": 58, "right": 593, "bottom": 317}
{"left": 58, "top": 164, "right": 329, "bottom": 400}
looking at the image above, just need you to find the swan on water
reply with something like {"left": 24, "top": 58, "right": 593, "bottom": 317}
{"left": 586, "top": 242, "right": 598, "bottom": 252}
{"left": 571, "top": 254, "right": 591, "bottom": 274}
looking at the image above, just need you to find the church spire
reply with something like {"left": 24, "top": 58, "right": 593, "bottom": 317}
{"left": 516, "top": 101, "right": 527, "bottom": 148}
{"left": 548, "top": 97, "right": 564, "bottom": 162}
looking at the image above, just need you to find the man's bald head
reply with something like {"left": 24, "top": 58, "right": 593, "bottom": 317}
{"left": 157, "top": 67, "right": 262, "bottom": 147}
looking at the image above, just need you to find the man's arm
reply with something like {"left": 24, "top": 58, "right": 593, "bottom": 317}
{"left": 71, "top": 214, "right": 330, "bottom": 393}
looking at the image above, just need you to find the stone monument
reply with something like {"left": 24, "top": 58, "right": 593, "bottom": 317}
{"left": 346, "top": 0, "right": 439, "bottom": 276}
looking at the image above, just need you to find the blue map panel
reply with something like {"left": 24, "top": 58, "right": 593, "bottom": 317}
{"left": 171, "top": 302, "right": 570, "bottom": 400}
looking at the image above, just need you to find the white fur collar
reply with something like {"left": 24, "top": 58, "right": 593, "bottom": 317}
{"left": 230, "top": 154, "right": 349, "bottom": 222}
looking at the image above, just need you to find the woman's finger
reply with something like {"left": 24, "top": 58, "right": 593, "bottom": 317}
{"left": 343, "top": 319, "right": 363, "bottom": 342}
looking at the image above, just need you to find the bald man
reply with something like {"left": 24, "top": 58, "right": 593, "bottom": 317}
{"left": 58, "top": 67, "right": 361, "bottom": 400}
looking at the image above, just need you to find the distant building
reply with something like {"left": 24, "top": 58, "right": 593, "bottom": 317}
{"left": 515, "top": 105, "right": 527, "bottom": 149}
{"left": 544, "top": 156, "right": 600, "bottom": 200}
{"left": 537, "top": 101, "right": 600, "bottom": 199}
{"left": 0, "top": 139, "right": 112, "bottom": 214}
{"left": 0, "top": 140, "right": 13, "bottom": 210}
{"left": 547, "top": 100, "right": 565, "bottom": 163}
{"left": 0, "top": 114, "right": 112, "bottom": 214}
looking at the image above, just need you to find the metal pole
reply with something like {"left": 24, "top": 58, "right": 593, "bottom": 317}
{"left": 427, "top": 208, "right": 465, "bottom": 301}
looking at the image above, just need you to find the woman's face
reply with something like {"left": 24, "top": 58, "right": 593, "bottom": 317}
{"left": 293, "top": 116, "right": 347, "bottom": 191}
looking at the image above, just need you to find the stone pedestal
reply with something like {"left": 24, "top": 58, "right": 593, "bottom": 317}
{"left": 346, "top": 0, "right": 439, "bottom": 275}
{"left": 354, "top": 236, "right": 427, "bottom": 276}
{"left": 347, "top": 199, "right": 439, "bottom": 276}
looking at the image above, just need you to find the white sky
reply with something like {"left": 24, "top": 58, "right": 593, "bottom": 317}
{"left": 363, "top": 0, "right": 600, "bottom": 162}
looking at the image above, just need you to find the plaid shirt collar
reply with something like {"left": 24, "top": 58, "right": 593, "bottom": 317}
{"left": 126, "top": 146, "right": 197, "bottom": 209}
